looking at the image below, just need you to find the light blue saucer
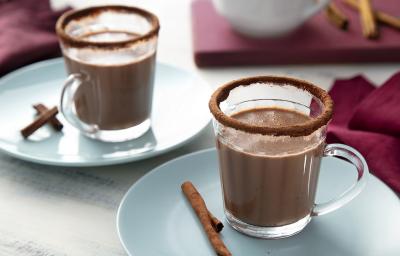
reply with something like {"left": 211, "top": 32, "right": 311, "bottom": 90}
{"left": 0, "top": 58, "right": 211, "bottom": 166}
{"left": 117, "top": 148, "right": 400, "bottom": 256}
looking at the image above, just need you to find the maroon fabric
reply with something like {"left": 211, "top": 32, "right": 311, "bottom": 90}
{"left": 327, "top": 72, "right": 400, "bottom": 193}
{"left": 191, "top": 0, "right": 400, "bottom": 67}
{"left": 0, "top": 0, "right": 67, "bottom": 77}
{"left": 349, "top": 73, "right": 400, "bottom": 137}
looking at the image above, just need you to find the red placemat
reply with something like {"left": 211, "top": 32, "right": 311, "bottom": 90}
{"left": 192, "top": 0, "right": 400, "bottom": 67}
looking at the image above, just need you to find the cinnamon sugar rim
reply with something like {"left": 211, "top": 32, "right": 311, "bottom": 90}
{"left": 209, "top": 76, "right": 334, "bottom": 137}
{"left": 56, "top": 5, "right": 160, "bottom": 49}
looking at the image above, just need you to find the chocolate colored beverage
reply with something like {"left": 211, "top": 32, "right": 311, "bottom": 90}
{"left": 217, "top": 107, "right": 324, "bottom": 227}
{"left": 57, "top": 6, "right": 160, "bottom": 141}
{"left": 63, "top": 31, "right": 156, "bottom": 130}
{"left": 210, "top": 76, "right": 368, "bottom": 239}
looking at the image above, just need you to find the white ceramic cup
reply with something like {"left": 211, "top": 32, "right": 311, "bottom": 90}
{"left": 212, "top": 0, "right": 330, "bottom": 37}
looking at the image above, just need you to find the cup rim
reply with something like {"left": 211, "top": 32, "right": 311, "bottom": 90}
{"left": 209, "top": 76, "right": 333, "bottom": 137}
{"left": 56, "top": 5, "right": 160, "bottom": 49}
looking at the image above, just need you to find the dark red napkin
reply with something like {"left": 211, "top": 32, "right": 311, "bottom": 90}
{"left": 327, "top": 72, "right": 400, "bottom": 193}
{"left": 0, "top": 0, "right": 67, "bottom": 77}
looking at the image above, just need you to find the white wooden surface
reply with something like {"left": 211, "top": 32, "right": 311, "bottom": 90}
{"left": 0, "top": 0, "right": 399, "bottom": 255}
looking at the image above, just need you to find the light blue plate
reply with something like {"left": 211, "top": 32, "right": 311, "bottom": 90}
{"left": 0, "top": 58, "right": 211, "bottom": 166}
{"left": 117, "top": 148, "right": 400, "bottom": 256}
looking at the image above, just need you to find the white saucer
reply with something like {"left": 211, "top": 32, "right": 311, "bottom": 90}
{"left": 0, "top": 59, "right": 211, "bottom": 166}
{"left": 117, "top": 148, "right": 400, "bottom": 256}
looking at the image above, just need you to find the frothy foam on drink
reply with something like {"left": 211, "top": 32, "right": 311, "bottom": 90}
{"left": 80, "top": 31, "right": 139, "bottom": 42}
{"left": 64, "top": 31, "right": 155, "bottom": 65}
{"left": 220, "top": 107, "right": 324, "bottom": 156}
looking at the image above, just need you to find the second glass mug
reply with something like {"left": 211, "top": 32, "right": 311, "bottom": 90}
{"left": 56, "top": 6, "right": 160, "bottom": 142}
{"left": 209, "top": 76, "right": 369, "bottom": 239}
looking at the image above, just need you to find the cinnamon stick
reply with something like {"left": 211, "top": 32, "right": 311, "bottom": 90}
{"left": 343, "top": 0, "right": 400, "bottom": 30}
{"left": 21, "top": 106, "right": 59, "bottom": 138}
{"left": 33, "top": 104, "right": 63, "bottom": 131}
{"left": 181, "top": 181, "right": 231, "bottom": 256}
{"left": 358, "top": 0, "right": 379, "bottom": 38}
{"left": 208, "top": 210, "right": 224, "bottom": 233}
{"left": 376, "top": 11, "right": 400, "bottom": 31}
{"left": 325, "top": 3, "right": 349, "bottom": 30}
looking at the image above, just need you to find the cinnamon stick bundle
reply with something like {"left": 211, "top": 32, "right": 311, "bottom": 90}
{"left": 21, "top": 106, "right": 59, "bottom": 138}
{"left": 181, "top": 181, "right": 231, "bottom": 256}
{"left": 343, "top": 0, "right": 400, "bottom": 30}
{"left": 358, "top": 0, "right": 379, "bottom": 38}
{"left": 33, "top": 104, "right": 63, "bottom": 131}
{"left": 325, "top": 3, "right": 349, "bottom": 30}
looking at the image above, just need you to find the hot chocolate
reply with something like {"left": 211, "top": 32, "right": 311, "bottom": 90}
{"left": 63, "top": 31, "right": 156, "bottom": 130}
{"left": 216, "top": 107, "right": 324, "bottom": 227}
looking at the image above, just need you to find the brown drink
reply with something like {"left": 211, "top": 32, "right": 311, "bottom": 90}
{"left": 217, "top": 107, "right": 324, "bottom": 227}
{"left": 63, "top": 33, "right": 156, "bottom": 130}
{"left": 210, "top": 76, "right": 368, "bottom": 239}
{"left": 56, "top": 6, "right": 160, "bottom": 141}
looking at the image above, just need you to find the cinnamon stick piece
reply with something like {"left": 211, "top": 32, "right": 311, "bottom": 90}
{"left": 343, "top": 0, "right": 400, "bottom": 30}
{"left": 325, "top": 3, "right": 349, "bottom": 30}
{"left": 181, "top": 181, "right": 231, "bottom": 256}
{"left": 208, "top": 210, "right": 224, "bottom": 233}
{"left": 359, "top": 0, "right": 379, "bottom": 39}
{"left": 33, "top": 104, "right": 63, "bottom": 131}
{"left": 375, "top": 11, "right": 400, "bottom": 31}
{"left": 21, "top": 106, "right": 59, "bottom": 138}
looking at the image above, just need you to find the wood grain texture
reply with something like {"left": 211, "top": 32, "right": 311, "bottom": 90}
{"left": 0, "top": 155, "right": 127, "bottom": 256}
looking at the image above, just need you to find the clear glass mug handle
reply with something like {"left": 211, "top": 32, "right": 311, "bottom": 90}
{"left": 60, "top": 73, "right": 98, "bottom": 134}
{"left": 312, "top": 143, "right": 369, "bottom": 216}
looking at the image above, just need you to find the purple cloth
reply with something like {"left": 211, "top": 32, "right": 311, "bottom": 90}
{"left": 0, "top": 0, "right": 67, "bottom": 76}
{"left": 349, "top": 73, "right": 400, "bottom": 137}
{"left": 327, "top": 72, "right": 400, "bottom": 193}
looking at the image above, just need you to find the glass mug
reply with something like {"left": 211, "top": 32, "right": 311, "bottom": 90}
{"left": 209, "top": 76, "right": 369, "bottom": 239}
{"left": 56, "top": 6, "right": 159, "bottom": 142}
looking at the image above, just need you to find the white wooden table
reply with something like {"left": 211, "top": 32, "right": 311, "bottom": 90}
{"left": 0, "top": 0, "right": 399, "bottom": 255}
